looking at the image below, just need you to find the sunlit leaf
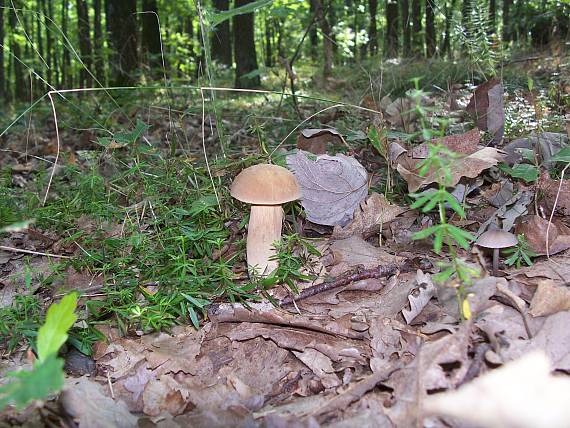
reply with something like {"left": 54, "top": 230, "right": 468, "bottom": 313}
{"left": 36, "top": 293, "right": 78, "bottom": 362}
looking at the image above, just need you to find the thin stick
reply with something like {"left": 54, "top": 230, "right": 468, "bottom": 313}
{"left": 545, "top": 163, "right": 569, "bottom": 259}
{"left": 200, "top": 88, "right": 221, "bottom": 209}
{"left": 0, "top": 245, "right": 71, "bottom": 259}
{"left": 279, "top": 262, "right": 406, "bottom": 306}
{"left": 43, "top": 92, "right": 61, "bottom": 205}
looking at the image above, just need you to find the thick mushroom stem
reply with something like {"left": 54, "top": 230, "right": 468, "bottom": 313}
{"left": 492, "top": 248, "right": 500, "bottom": 276}
{"left": 247, "top": 205, "right": 284, "bottom": 276}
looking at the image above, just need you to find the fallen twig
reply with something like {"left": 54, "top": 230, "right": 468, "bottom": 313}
{"left": 279, "top": 262, "right": 408, "bottom": 306}
{"left": 0, "top": 245, "right": 71, "bottom": 259}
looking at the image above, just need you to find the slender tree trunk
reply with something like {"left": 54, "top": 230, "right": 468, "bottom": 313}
{"left": 36, "top": 0, "right": 44, "bottom": 62}
{"left": 62, "top": 0, "right": 71, "bottom": 87}
{"left": 212, "top": 0, "right": 232, "bottom": 66}
{"left": 309, "top": 0, "right": 318, "bottom": 58}
{"left": 0, "top": 0, "right": 5, "bottom": 99}
{"left": 233, "top": 0, "right": 260, "bottom": 88}
{"left": 368, "top": 0, "right": 378, "bottom": 55}
{"left": 489, "top": 0, "right": 496, "bottom": 35}
{"left": 315, "top": 0, "right": 332, "bottom": 77}
{"left": 9, "top": 2, "right": 25, "bottom": 100}
{"left": 93, "top": 0, "right": 104, "bottom": 83}
{"left": 107, "top": 0, "right": 139, "bottom": 86}
{"left": 441, "top": 0, "right": 457, "bottom": 57}
{"left": 141, "top": 0, "right": 162, "bottom": 75}
{"left": 401, "top": 0, "right": 411, "bottom": 56}
{"left": 264, "top": 15, "right": 273, "bottom": 67}
{"left": 502, "top": 0, "right": 511, "bottom": 41}
{"left": 76, "top": 0, "right": 92, "bottom": 87}
{"left": 411, "top": 0, "right": 422, "bottom": 55}
{"left": 425, "top": 0, "right": 436, "bottom": 57}
{"left": 385, "top": 0, "right": 399, "bottom": 57}
{"left": 328, "top": 1, "right": 338, "bottom": 61}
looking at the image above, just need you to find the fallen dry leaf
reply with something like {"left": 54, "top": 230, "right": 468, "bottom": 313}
{"left": 287, "top": 150, "right": 369, "bottom": 226}
{"left": 396, "top": 147, "right": 505, "bottom": 192}
{"left": 424, "top": 351, "right": 570, "bottom": 428}
{"left": 465, "top": 78, "right": 505, "bottom": 145}
{"left": 515, "top": 215, "right": 570, "bottom": 256}
{"left": 503, "top": 132, "right": 568, "bottom": 167}
{"left": 331, "top": 192, "right": 407, "bottom": 239}
{"left": 297, "top": 128, "right": 345, "bottom": 154}
{"left": 529, "top": 279, "right": 570, "bottom": 317}
{"left": 537, "top": 170, "right": 570, "bottom": 217}
{"left": 327, "top": 236, "right": 404, "bottom": 277}
{"left": 61, "top": 377, "right": 138, "bottom": 428}
{"left": 402, "top": 270, "right": 436, "bottom": 325}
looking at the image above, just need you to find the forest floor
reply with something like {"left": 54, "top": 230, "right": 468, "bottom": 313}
{"left": 1, "top": 51, "right": 570, "bottom": 427}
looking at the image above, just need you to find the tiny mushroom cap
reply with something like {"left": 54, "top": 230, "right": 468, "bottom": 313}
{"left": 230, "top": 164, "right": 301, "bottom": 277}
{"left": 230, "top": 164, "right": 300, "bottom": 204}
{"left": 476, "top": 229, "right": 517, "bottom": 276}
{"left": 476, "top": 230, "right": 518, "bottom": 249}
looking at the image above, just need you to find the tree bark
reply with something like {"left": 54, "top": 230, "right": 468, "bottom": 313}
{"left": 411, "top": 0, "right": 422, "bottom": 55}
{"left": 441, "top": 0, "right": 457, "bottom": 57}
{"left": 233, "top": 0, "right": 260, "bottom": 88}
{"left": 107, "top": 0, "right": 139, "bottom": 86}
{"left": 76, "top": 0, "right": 92, "bottom": 87}
{"left": 9, "top": 2, "right": 25, "bottom": 100}
{"left": 62, "top": 0, "right": 71, "bottom": 87}
{"left": 141, "top": 0, "right": 162, "bottom": 74}
{"left": 384, "top": 0, "right": 399, "bottom": 58}
{"left": 368, "top": 0, "right": 378, "bottom": 55}
{"left": 0, "top": 0, "right": 4, "bottom": 99}
{"left": 309, "top": 0, "right": 318, "bottom": 58}
{"left": 502, "top": 0, "right": 511, "bottom": 42}
{"left": 489, "top": 0, "right": 496, "bottom": 35}
{"left": 401, "top": 0, "right": 411, "bottom": 56}
{"left": 264, "top": 15, "right": 273, "bottom": 67}
{"left": 425, "top": 0, "right": 436, "bottom": 57}
{"left": 93, "top": 0, "right": 104, "bottom": 83}
{"left": 212, "top": 0, "right": 232, "bottom": 66}
{"left": 314, "top": 0, "right": 332, "bottom": 77}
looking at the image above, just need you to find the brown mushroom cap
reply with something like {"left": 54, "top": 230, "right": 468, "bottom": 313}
{"left": 230, "top": 164, "right": 300, "bottom": 205}
{"left": 476, "top": 230, "right": 518, "bottom": 249}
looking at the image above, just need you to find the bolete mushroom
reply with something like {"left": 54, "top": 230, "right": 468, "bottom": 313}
{"left": 230, "top": 164, "right": 300, "bottom": 276}
{"left": 476, "top": 229, "right": 517, "bottom": 276}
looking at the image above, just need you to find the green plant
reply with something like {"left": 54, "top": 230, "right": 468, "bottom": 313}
{"left": 410, "top": 143, "right": 478, "bottom": 318}
{"left": 0, "top": 293, "right": 78, "bottom": 410}
{"left": 504, "top": 234, "right": 536, "bottom": 268}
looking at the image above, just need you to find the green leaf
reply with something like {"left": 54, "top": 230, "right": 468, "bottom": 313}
{"left": 409, "top": 192, "right": 432, "bottom": 210}
{"left": 412, "top": 225, "right": 441, "bottom": 240}
{"left": 444, "top": 192, "right": 466, "bottom": 218}
{"left": 504, "top": 251, "right": 519, "bottom": 266}
{"left": 210, "top": 0, "right": 273, "bottom": 27}
{"left": 507, "top": 164, "right": 539, "bottom": 183}
{"left": 433, "top": 228, "right": 444, "bottom": 254}
{"left": 36, "top": 293, "right": 78, "bottom": 362}
{"left": 448, "top": 225, "right": 473, "bottom": 249}
{"left": 550, "top": 147, "right": 570, "bottom": 163}
{"left": 0, "top": 355, "right": 64, "bottom": 410}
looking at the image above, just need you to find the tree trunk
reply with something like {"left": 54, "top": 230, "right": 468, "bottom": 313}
{"left": 502, "top": 0, "right": 511, "bottom": 41}
{"left": 62, "top": 0, "right": 71, "bottom": 87}
{"left": 411, "top": 0, "right": 422, "bottom": 55}
{"left": 93, "top": 0, "right": 104, "bottom": 83}
{"left": 264, "top": 15, "right": 273, "bottom": 67}
{"left": 425, "top": 0, "right": 436, "bottom": 57}
{"left": 384, "top": 0, "right": 399, "bottom": 58}
{"left": 233, "top": 0, "right": 260, "bottom": 88}
{"left": 441, "top": 0, "right": 456, "bottom": 57}
{"left": 309, "top": 0, "right": 318, "bottom": 58}
{"left": 9, "top": 2, "right": 25, "bottom": 100}
{"left": 401, "top": 0, "right": 411, "bottom": 56}
{"left": 76, "top": 0, "right": 92, "bottom": 87}
{"left": 141, "top": 0, "right": 162, "bottom": 74}
{"left": 0, "top": 0, "right": 4, "bottom": 99}
{"left": 212, "top": 0, "right": 232, "bottom": 66}
{"left": 368, "top": 0, "right": 378, "bottom": 55}
{"left": 107, "top": 0, "right": 138, "bottom": 86}
{"left": 489, "top": 0, "right": 496, "bottom": 35}
{"left": 315, "top": 0, "right": 332, "bottom": 77}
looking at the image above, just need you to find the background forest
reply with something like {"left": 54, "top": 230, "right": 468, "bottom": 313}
{"left": 0, "top": 0, "right": 569, "bottom": 99}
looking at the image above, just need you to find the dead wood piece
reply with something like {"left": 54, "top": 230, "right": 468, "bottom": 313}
{"left": 279, "top": 262, "right": 409, "bottom": 307}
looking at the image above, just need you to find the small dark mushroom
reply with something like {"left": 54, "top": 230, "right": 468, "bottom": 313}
{"left": 476, "top": 230, "right": 518, "bottom": 276}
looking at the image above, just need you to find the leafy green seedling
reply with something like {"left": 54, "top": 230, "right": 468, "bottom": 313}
{"left": 0, "top": 293, "right": 78, "bottom": 410}
{"left": 504, "top": 234, "right": 536, "bottom": 268}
